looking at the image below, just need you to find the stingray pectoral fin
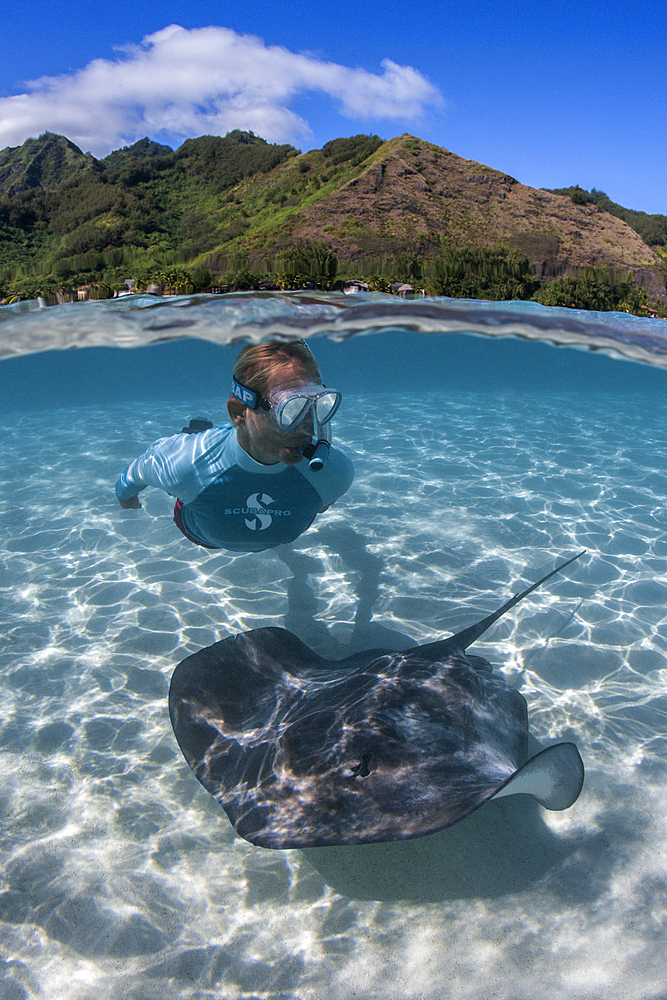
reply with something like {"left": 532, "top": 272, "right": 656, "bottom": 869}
{"left": 491, "top": 743, "right": 584, "bottom": 810}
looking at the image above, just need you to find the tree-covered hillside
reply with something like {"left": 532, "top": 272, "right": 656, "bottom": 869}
{"left": 0, "top": 130, "right": 299, "bottom": 292}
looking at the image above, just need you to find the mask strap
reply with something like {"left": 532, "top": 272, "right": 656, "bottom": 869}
{"left": 231, "top": 377, "right": 260, "bottom": 409}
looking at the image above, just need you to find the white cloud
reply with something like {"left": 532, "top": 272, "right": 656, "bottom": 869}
{"left": 0, "top": 24, "right": 443, "bottom": 156}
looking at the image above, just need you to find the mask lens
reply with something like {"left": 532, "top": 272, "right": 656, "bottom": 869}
{"left": 314, "top": 392, "right": 340, "bottom": 424}
{"left": 279, "top": 396, "right": 311, "bottom": 431}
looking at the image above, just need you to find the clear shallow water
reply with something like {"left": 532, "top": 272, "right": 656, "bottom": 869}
{"left": 1, "top": 294, "right": 667, "bottom": 999}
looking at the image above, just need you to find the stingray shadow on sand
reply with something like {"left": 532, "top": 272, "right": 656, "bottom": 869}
{"left": 301, "top": 794, "right": 577, "bottom": 903}
{"left": 282, "top": 537, "right": 594, "bottom": 900}
{"left": 277, "top": 528, "right": 583, "bottom": 903}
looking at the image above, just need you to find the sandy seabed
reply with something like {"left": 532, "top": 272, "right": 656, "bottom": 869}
{"left": 1, "top": 384, "right": 667, "bottom": 1000}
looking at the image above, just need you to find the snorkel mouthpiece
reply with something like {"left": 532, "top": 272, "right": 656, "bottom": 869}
{"left": 306, "top": 421, "right": 331, "bottom": 471}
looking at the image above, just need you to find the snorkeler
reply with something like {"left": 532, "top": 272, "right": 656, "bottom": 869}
{"left": 115, "top": 341, "right": 354, "bottom": 552}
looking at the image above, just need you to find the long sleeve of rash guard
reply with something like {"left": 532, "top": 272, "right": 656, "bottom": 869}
{"left": 115, "top": 426, "right": 237, "bottom": 504}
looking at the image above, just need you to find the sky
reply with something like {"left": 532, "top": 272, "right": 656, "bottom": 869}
{"left": 1, "top": 0, "right": 666, "bottom": 214}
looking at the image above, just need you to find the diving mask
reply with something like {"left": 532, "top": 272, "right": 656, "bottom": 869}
{"left": 264, "top": 383, "right": 341, "bottom": 432}
{"left": 231, "top": 377, "right": 341, "bottom": 432}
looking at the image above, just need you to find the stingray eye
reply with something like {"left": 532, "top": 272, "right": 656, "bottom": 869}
{"left": 348, "top": 755, "right": 371, "bottom": 778}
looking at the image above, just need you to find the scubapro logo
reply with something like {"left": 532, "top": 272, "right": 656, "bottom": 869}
{"left": 245, "top": 492, "right": 274, "bottom": 530}
{"left": 223, "top": 494, "right": 291, "bottom": 528}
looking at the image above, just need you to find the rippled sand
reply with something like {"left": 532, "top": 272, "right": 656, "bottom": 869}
{"left": 1, "top": 379, "right": 667, "bottom": 999}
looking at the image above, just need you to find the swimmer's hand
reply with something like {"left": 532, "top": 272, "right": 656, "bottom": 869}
{"left": 119, "top": 495, "right": 142, "bottom": 509}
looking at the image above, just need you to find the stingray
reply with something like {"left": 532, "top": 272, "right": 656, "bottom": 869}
{"left": 169, "top": 553, "right": 586, "bottom": 849}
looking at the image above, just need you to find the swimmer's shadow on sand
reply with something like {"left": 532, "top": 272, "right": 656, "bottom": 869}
{"left": 277, "top": 524, "right": 418, "bottom": 657}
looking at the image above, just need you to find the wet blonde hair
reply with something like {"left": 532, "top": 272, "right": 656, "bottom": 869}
{"left": 232, "top": 340, "right": 321, "bottom": 400}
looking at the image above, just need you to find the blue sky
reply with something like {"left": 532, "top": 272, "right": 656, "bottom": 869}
{"left": 2, "top": 0, "right": 665, "bottom": 213}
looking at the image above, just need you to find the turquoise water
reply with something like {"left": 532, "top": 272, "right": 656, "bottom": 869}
{"left": 1, "top": 293, "right": 667, "bottom": 999}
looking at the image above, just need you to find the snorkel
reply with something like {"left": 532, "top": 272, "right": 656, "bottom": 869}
{"left": 300, "top": 415, "right": 331, "bottom": 471}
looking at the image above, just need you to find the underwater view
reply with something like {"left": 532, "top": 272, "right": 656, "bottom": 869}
{"left": 1, "top": 292, "right": 667, "bottom": 1000}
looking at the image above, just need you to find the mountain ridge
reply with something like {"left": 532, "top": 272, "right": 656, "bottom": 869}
{"left": 0, "top": 130, "right": 664, "bottom": 308}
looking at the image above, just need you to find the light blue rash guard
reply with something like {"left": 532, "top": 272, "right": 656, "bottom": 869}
{"left": 115, "top": 424, "right": 354, "bottom": 552}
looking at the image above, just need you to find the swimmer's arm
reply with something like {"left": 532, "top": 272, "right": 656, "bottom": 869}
{"left": 115, "top": 465, "right": 150, "bottom": 506}
{"left": 115, "top": 435, "right": 187, "bottom": 506}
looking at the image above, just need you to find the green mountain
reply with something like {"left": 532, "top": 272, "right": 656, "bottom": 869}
{"left": 0, "top": 132, "right": 99, "bottom": 195}
{"left": 0, "top": 130, "right": 665, "bottom": 313}
{"left": 0, "top": 130, "right": 299, "bottom": 286}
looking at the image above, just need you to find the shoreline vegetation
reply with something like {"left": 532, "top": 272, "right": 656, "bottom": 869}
{"left": 1, "top": 131, "right": 665, "bottom": 317}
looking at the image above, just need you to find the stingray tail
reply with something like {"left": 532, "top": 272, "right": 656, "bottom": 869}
{"left": 448, "top": 550, "right": 586, "bottom": 651}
